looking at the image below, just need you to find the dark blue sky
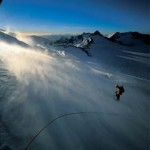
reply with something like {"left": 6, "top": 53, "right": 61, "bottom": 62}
{"left": 0, "top": 0, "right": 149, "bottom": 34}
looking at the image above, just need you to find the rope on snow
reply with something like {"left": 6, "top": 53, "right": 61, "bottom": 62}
{"left": 23, "top": 111, "right": 99, "bottom": 150}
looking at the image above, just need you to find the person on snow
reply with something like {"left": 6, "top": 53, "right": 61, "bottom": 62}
{"left": 115, "top": 85, "right": 124, "bottom": 100}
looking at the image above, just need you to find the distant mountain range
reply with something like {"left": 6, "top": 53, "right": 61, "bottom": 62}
{"left": 107, "top": 32, "right": 150, "bottom": 46}
{"left": 53, "top": 30, "right": 150, "bottom": 47}
{"left": 0, "top": 29, "right": 149, "bottom": 49}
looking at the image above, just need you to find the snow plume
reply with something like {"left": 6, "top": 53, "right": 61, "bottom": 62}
{"left": 0, "top": 42, "right": 111, "bottom": 150}
{"left": 15, "top": 34, "right": 35, "bottom": 46}
{"left": 0, "top": 42, "right": 88, "bottom": 111}
{"left": 0, "top": 42, "right": 51, "bottom": 83}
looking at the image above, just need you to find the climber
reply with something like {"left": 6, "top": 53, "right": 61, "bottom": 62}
{"left": 115, "top": 85, "right": 124, "bottom": 100}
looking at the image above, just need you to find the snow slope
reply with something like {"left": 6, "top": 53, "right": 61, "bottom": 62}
{"left": 0, "top": 31, "right": 30, "bottom": 47}
{"left": 50, "top": 31, "right": 150, "bottom": 80}
{"left": 0, "top": 31, "right": 149, "bottom": 150}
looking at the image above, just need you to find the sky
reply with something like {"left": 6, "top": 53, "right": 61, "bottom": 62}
{"left": 0, "top": 0, "right": 149, "bottom": 35}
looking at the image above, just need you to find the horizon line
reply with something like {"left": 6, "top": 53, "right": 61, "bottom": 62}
{"left": 0, "top": 28, "right": 149, "bottom": 36}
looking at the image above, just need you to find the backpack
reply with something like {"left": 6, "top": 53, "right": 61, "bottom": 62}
{"left": 120, "top": 86, "right": 124, "bottom": 93}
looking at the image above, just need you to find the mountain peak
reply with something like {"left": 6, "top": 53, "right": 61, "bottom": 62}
{"left": 92, "top": 30, "right": 102, "bottom": 36}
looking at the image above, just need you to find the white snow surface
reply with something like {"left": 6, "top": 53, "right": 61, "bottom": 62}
{"left": 0, "top": 31, "right": 149, "bottom": 150}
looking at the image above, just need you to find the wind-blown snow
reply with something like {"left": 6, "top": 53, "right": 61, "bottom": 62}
{"left": 0, "top": 31, "right": 149, "bottom": 150}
